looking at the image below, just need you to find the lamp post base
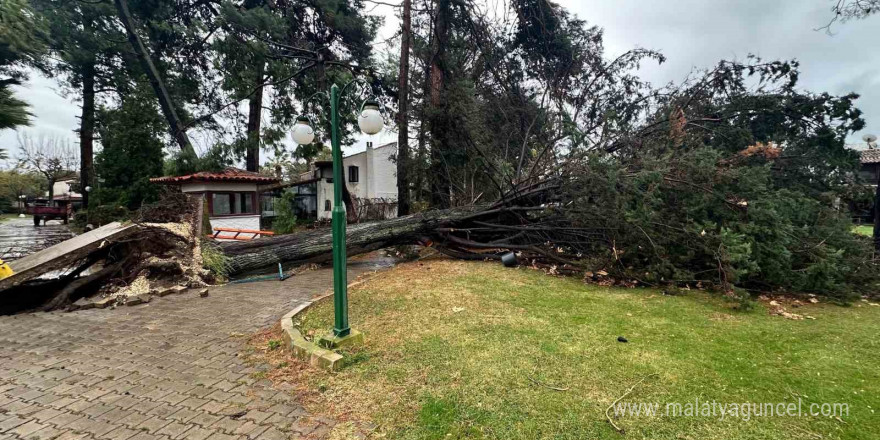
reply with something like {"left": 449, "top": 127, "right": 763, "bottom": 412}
{"left": 317, "top": 329, "right": 364, "bottom": 350}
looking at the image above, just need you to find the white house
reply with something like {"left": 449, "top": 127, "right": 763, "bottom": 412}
{"left": 42, "top": 178, "right": 83, "bottom": 210}
{"left": 151, "top": 168, "right": 280, "bottom": 234}
{"left": 286, "top": 142, "right": 398, "bottom": 221}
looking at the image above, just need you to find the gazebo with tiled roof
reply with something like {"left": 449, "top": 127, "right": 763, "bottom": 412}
{"left": 151, "top": 168, "right": 280, "bottom": 233}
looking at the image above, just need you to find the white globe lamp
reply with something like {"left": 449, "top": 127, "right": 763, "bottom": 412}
{"left": 357, "top": 99, "right": 383, "bottom": 135}
{"left": 291, "top": 116, "right": 315, "bottom": 145}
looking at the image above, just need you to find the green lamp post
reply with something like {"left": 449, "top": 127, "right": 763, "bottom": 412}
{"left": 291, "top": 82, "right": 384, "bottom": 345}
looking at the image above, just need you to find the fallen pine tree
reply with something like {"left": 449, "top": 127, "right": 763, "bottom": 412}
{"left": 224, "top": 60, "right": 880, "bottom": 302}
{"left": 5, "top": 59, "right": 880, "bottom": 313}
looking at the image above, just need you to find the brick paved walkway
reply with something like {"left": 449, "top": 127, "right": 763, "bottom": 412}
{"left": 0, "top": 258, "right": 392, "bottom": 440}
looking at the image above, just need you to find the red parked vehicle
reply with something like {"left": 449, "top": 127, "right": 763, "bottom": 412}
{"left": 25, "top": 199, "right": 72, "bottom": 225}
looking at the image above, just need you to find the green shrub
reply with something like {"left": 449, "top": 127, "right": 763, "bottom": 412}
{"left": 201, "top": 240, "right": 232, "bottom": 281}
{"left": 72, "top": 205, "right": 130, "bottom": 230}
{"left": 272, "top": 192, "right": 299, "bottom": 235}
{"left": 563, "top": 147, "right": 879, "bottom": 301}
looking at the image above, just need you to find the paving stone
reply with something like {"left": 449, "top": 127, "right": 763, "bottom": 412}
{"left": 188, "top": 412, "right": 222, "bottom": 428}
{"left": 117, "top": 412, "right": 151, "bottom": 429}
{"left": 94, "top": 407, "right": 134, "bottom": 424}
{"left": 80, "top": 403, "right": 114, "bottom": 418}
{"left": 65, "top": 417, "right": 116, "bottom": 437}
{"left": 155, "top": 421, "right": 193, "bottom": 438}
{"left": 0, "top": 262, "right": 392, "bottom": 440}
{"left": 179, "top": 398, "right": 208, "bottom": 410}
{"left": 134, "top": 416, "right": 171, "bottom": 434}
{"left": 195, "top": 402, "right": 229, "bottom": 416}
{"left": 43, "top": 412, "right": 83, "bottom": 429}
{"left": 53, "top": 431, "right": 91, "bottom": 440}
{"left": 101, "top": 425, "right": 141, "bottom": 440}
{"left": 176, "top": 426, "right": 215, "bottom": 440}
{"left": 204, "top": 432, "right": 241, "bottom": 440}
{"left": 7, "top": 420, "right": 46, "bottom": 438}
{"left": 30, "top": 408, "right": 63, "bottom": 423}
{"left": 24, "top": 425, "right": 65, "bottom": 440}
{"left": 256, "top": 427, "right": 290, "bottom": 440}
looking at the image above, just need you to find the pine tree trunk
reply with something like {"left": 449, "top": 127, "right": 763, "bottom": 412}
{"left": 113, "top": 0, "right": 196, "bottom": 158}
{"left": 221, "top": 206, "right": 479, "bottom": 274}
{"left": 427, "top": 0, "right": 451, "bottom": 208}
{"left": 79, "top": 60, "right": 96, "bottom": 209}
{"left": 245, "top": 62, "right": 264, "bottom": 172}
{"left": 396, "top": 0, "right": 412, "bottom": 216}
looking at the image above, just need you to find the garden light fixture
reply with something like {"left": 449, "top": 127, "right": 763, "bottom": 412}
{"left": 294, "top": 81, "right": 384, "bottom": 343}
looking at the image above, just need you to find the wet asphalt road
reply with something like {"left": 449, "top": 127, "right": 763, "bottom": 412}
{"left": 0, "top": 216, "right": 73, "bottom": 262}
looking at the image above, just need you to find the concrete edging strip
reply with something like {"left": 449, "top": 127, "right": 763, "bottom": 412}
{"left": 279, "top": 273, "right": 378, "bottom": 371}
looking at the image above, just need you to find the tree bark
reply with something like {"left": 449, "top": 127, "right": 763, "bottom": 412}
{"left": 113, "top": 0, "right": 196, "bottom": 158}
{"left": 427, "top": 0, "right": 451, "bottom": 208}
{"left": 46, "top": 177, "right": 55, "bottom": 201}
{"left": 245, "top": 62, "right": 265, "bottom": 172}
{"left": 396, "top": 0, "right": 412, "bottom": 216}
{"left": 79, "top": 59, "right": 96, "bottom": 209}
{"left": 221, "top": 206, "right": 481, "bottom": 274}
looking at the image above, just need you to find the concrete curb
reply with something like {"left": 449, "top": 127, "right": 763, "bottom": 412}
{"left": 279, "top": 273, "right": 379, "bottom": 372}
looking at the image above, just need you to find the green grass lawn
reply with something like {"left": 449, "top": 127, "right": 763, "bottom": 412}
{"left": 852, "top": 225, "right": 873, "bottom": 237}
{"left": 293, "top": 260, "right": 880, "bottom": 440}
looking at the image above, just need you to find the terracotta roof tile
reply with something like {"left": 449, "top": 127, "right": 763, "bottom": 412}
{"left": 861, "top": 149, "right": 880, "bottom": 164}
{"left": 150, "top": 168, "right": 281, "bottom": 184}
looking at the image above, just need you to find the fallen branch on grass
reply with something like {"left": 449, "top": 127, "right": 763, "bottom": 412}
{"left": 604, "top": 373, "right": 659, "bottom": 434}
{"left": 526, "top": 374, "right": 570, "bottom": 391}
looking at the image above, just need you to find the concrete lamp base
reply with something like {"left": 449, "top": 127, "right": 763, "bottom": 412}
{"left": 318, "top": 329, "right": 364, "bottom": 350}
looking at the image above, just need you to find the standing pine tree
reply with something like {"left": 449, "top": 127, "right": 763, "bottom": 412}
{"left": 95, "top": 91, "right": 166, "bottom": 209}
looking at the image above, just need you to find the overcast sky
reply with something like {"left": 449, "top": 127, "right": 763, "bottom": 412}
{"left": 1, "top": 0, "right": 877, "bottom": 166}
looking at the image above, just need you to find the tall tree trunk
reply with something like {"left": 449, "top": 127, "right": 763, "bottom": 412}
{"left": 245, "top": 62, "right": 265, "bottom": 172}
{"left": 79, "top": 60, "right": 96, "bottom": 209}
{"left": 46, "top": 177, "right": 55, "bottom": 201}
{"left": 427, "top": 0, "right": 451, "bottom": 208}
{"left": 396, "top": 0, "right": 412, "bottom": 216}
{"left": 113, "top": 0, "right": 196, "bottom": 158}
{"left": 221, "top": 206, "right": 480, "bottom": 274}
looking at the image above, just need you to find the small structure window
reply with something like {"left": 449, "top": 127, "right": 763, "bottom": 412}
{"left": 210, "top": 192, "right": 256, "bottom": 216}
{"left": 324, "top": 200, "right": 332, "bottom": 211}
{"left": 212, "top": 193, "right": 233, "bottom": 215}
{"left": 348, "top": 165, "right": 359, "bottom": 183}
{"left": 238, "top": 193, "right": 253, "bottom": 214}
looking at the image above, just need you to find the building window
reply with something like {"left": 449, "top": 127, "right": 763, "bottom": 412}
{"left": 348, "top": 165, "right": 359, "bottom": 183}
{"left": 212, "top": 193, "right": 233, "bottom": 215}
{"left": 324, "top": 200, "right": 331, "bottom": 211}
{"left": 238, "top": 193, "right": 253, "bottom": 214}
{"left": 210, "top": 192, "right": 256, "bottom": 216}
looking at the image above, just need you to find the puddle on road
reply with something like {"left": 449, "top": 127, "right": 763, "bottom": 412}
{"left": 0, "top": 217, "right": 74, "bottom": 261}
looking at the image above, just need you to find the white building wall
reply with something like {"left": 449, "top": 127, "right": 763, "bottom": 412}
{"left": 317, "top": 179, "right": 333, "bottom": 221}
{"left": 314, "top": 142, "right": 398, "bottom": 220}
{"left": 48, "top": 179, "right": 82, "bottom": 198}
{"left": 343, "top": 150, "right": 369, "bottom": 199}
{"left": 210, "top": 215, "right": 262, "bottom": 236}
{"left": 180, "top": 182, "right": 257, "bottom": 193}
{"left": 367, "top": 143, "right": 398, "bottom": 199}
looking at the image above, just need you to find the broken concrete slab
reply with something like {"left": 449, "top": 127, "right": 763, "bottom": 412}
{"left": 125, "top": 294, "right": 151, "bottom": 306}
{"left": 93, "top": 297, "right": 116, "bottom": 309}
{"left": 157, "top": 285, "right": 187, "bottom": 296}
{"left": 0, "top": 222, "right": 137, "bottom": 293}
{"left": 71, "top": 297, "right": 96, "bottom": 311}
